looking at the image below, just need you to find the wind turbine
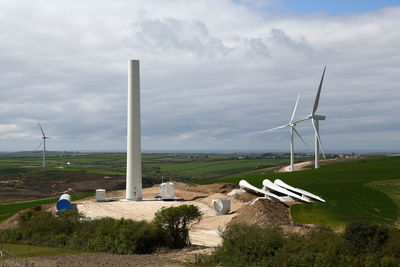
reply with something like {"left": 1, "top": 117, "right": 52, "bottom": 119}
{"left": 37, "top": 123, "right": 50, "bottom": 168}
{"left": 262, "top": 94, "right": 308, "bottom": 172}
{"left": 295, "top": 66, "right": 327, "bottom": 169}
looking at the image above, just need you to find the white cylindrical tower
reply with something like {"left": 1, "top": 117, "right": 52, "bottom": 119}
{"left": 314, "top": 119, "right": 320, "bottom": 169}
{"left": 126, "top": 60, "right": 142, "bottom": 201}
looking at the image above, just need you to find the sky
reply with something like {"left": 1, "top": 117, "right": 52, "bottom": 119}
{"left": 0, "top": 0, "right": 399, "bottom": 153}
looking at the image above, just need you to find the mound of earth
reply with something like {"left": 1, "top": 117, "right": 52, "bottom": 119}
{"left": 174, "top": 182, "right": 239, "bottom": 194}
{"left": 229, "top": 198, "right": 291, "bottom": 226}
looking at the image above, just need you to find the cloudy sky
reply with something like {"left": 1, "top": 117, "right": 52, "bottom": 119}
{"left": 0, "top": 0, "right": 399, "bottom": 152}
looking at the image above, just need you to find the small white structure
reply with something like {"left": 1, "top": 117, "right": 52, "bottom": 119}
{"left": 96, "top": 189, "right": 106, "bottom": 202}
{"left": 160, "top": 182, "right": 175, "bottom": 200}
{"left": 212, "top": 198, "right": 231, "bottom": 215}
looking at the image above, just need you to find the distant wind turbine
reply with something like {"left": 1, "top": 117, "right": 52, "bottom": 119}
{"left": 262, "top": 94, "right": 308, "bottom": 172}
{"left": 37, "top": 123, "right": 50, "bottom": 168}
{"left": 295, "top": 66, "right": 327, "bottom": 169}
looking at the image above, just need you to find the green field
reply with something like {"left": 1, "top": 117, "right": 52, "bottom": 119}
{"left": 0, "top": 152, "right": 292, "bottom": 180}
{"left": 0, "top": 152, "right": 294, "bottom": 223}
{"left": 2, "top": 152, "right": 399, "bottom": 229}
{"left": 201, "top": 156, "right": 400, "bottom": 228}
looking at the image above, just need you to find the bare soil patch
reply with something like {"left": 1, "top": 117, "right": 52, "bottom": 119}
{"left": 75, "top": 182, "right": 244, "bottom": 247}
{"left": 229, "top": 198, "right": 291, "bottom": 226}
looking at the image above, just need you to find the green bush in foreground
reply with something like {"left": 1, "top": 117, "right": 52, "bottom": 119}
{"left": 0, "top": 205, "right": 201, "bottom": 254}
{"left": 197, "top": 222, "right": 400, "bottom": 267}
{"left": 154, "top": 204, "right": 202, "bottom": 248}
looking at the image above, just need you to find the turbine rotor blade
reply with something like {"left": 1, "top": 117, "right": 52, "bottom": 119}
{"left": 36, "top": 140, "right": 44, "bottom": 150}
{"left": 261, "top": 124, "right": 288, "bottom": 133}
{"left": 38, "top": 123, "right": 46, "bottom": 137}
{"left": 312, "top": 66, "right": 326, "bottom": 115}
{"left": 290, "top": 94, "right": 300, "bottom": 123}
{"left": 292, "top": 126, "right": 308, "bottom": 149}
{"left": 293, "top": 117, "right": 310, "bottom": 124}
{"left": 311, "top": 119, "right": 326, "bottom": 159}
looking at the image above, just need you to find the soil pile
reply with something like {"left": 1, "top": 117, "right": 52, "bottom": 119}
{"left": 174, "top": 182, "right": 239, "bottom": 195}
{"left": 229, "top": 198, "right": 291, "bottom": 226}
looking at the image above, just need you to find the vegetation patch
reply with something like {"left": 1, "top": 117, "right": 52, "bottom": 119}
{"left": 0, "top": 193, "right": 93, "bottom": 223}
{"left": 200, "top": 156, "right": 400, "bottom": 228}
{"left": 0, "top": 205, "right": 201, "bottom": 255}
{"left": 196, "top": 222, "right": 400, "bottom": 266}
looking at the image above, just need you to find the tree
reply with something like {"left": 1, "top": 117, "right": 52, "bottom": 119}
{"left": 154, "top": 205, "right": 202, "bottom": 248}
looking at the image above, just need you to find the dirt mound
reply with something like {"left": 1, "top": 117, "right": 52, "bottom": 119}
{"left": 174, "top": 182, "right": 239, "bottom": 194}
{"left": 229, "top": 198, "right": 291, "bottom": 226}
{"left": 0, "top": 210, "right": 23, "bottom": 229}
{"left": 233, "top": 192, "right": 257, "bottom": 203}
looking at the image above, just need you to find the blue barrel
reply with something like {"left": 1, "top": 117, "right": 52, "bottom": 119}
{"left": 56, "top": 194, "right": 71, "bottom": 211}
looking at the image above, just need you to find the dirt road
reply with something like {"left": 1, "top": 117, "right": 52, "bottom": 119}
{"left": 277, "top": 161, "right": 313, "bottom": 172}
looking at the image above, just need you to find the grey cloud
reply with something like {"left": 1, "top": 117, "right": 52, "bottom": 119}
{"left": 0, "top": 1, "right": 399, "bottom": 152}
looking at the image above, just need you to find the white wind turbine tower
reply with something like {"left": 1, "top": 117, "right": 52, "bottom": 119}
{"left": 262, "top": 94, "right": 308, "bottom": 172}
{"left": 37, "top": 123, "right": 50, "bottom": 168}
{"left": 295, "top": 66, "right": 327, "bottom": 169}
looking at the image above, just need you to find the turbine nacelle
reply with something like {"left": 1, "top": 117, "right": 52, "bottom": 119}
{"left": 311, "top": 114, "right": 326, "bottom": 120}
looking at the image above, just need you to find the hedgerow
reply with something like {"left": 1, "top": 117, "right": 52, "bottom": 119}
{"left": 0, "top": 205, "right": 201, "bottom": 254}
{"left": 196, "top": 221, "right": 400, "bottom": 266}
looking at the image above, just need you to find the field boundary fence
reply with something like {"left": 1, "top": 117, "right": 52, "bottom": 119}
{"left": 0, "top": 244, "right": 36, "bottom": 267}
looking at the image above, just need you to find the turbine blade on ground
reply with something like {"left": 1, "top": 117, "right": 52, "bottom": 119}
{"left": 290, "top": 94, "right": 300, "bottom": 123}
{"left": 261, "top": 124, "right": 288, "bottom": 133}
{"left": 293, "top": 126, "right": 308, "bottom": 149}
{"left": 312, "top": 66, "right": 326, "bottom": 115}
{"left": 311, "top": 119, "right": 326, "bottom": 159}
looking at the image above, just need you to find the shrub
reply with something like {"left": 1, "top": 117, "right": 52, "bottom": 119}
{"left": 214, "top": 223, "right": 285, "bottom": 266}
{"left": 154, "top": 204, "right": 202, "bottom": 248}
{"left": 343, "top": 221, "right": 389, "bottom": 253}
{"left": 1, "top": 206, "right": 203, "bottom": 254}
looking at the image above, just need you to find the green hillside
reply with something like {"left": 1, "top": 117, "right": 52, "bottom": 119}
{"left": 200, "top": 157, "right": 400, "bottom": 228}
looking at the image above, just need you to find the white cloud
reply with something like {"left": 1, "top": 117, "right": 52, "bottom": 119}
{"left": 0, "top": 1, "right": 399, "bottom": 151}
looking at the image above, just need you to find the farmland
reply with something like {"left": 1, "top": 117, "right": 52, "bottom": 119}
{"left": 201, "top": 156, "right": 400, "bottom": 228}
{"left": 0, "top": 152, "right": 294, "bottom": 223}
{"left": 1, "top": 152, "right": 400, "bottom": 229}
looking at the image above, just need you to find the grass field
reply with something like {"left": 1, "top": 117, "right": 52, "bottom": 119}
{"left": 0, "top": 193, "right": 94, "bottom": 223}
{"left": 0, "top": 243, "right": 84, "bottom": 258}
{"left": 200, "top": 156, "right": 400, "bottom": 228}
{"left": 2, "top": 152, "right": 398, "bottom": 229}
{"left": 0, "top": 152, "right": 296, "bottom": 182}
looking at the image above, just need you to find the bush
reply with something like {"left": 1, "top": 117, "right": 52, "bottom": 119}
{"left": 343, "top": 221, "right": 389, "bottom": 253}
{"left": 0, "top": 205, "right": 203, "bottom": 254}
{"left": 215, "top": 223, "right": 284, "bottom": 266}
{"left": 197, "top": 222, "right": 400, "bottom": 266}
{"left": 154, "top": 204, "right": 202, "bottom": 248}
